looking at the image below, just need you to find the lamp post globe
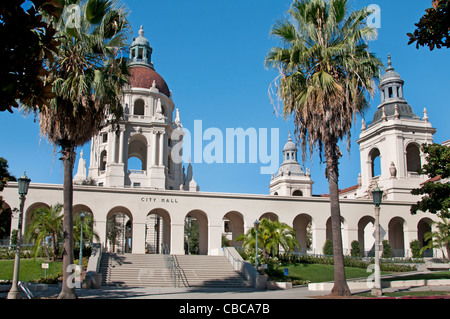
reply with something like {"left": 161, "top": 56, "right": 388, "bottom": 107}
{"left": 371, "top": 186, "right": 383, "bottom": 297}
{"left": 7, "top": 173, "right": 30, "bottom": 299}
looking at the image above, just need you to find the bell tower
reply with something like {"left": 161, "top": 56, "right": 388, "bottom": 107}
{"left": 355, "top": 54, "right": 435, "bottom": 200}
{"left": 79, "top": 26, "right": 197, "bottom": 191}
{"left": 269, "top": 132, "right": 313, "bottom": 197}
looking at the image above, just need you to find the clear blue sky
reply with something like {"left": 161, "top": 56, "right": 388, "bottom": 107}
{"left": 1, "top": 0, "right": 449, "bottom": 196}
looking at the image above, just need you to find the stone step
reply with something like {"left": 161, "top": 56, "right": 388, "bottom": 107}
{"left": 99, "top": 253, "right": 249, "bottom": 288}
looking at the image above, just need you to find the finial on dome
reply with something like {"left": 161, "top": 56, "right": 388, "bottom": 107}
{"left": 288, "top": 130, "right": 292, "bottom": 140}
{"left": 139, "top": 25, "right": 144, "bottom": 36}
{"left": 387, "top": 53, "right": 392, "bottom": 69}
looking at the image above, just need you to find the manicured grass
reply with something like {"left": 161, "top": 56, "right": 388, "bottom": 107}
{"left": 272, "top": 263, "right": 387, "bottom": 284}
{"left": 383, "top": 271, "right": 450, "bottom": 281}
{"left": 0, "top": 259, "right": 63, "bottom": 282}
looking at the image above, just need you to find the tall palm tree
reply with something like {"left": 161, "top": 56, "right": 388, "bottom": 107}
{"left": 265, "top": 0, "right": 383, "bottom": 296}
{"left": 26, "top": 0, "right": 130, "bottom": 299}
{"left": 25, "top": 204, "right": 63, "bottom": 260}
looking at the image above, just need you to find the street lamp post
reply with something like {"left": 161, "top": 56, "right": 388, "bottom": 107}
{"left": 79, "top": 212, "right": 85, "bottom": 268}
{"left": 254, "top": 219, "right": 260, "bottom": 270}
{"left": 371, "top": 186, "right": 383, "bottom": 297}
{"left": 7, "top": 173, "right": 31, "bottom": 299}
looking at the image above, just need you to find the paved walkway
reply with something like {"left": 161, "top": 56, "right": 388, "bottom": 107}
{"left": 10, "top": 281, "right": 448, "bottom": 300}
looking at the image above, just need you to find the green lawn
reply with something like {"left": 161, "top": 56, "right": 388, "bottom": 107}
{"left": 0, "top": 259, "right": 63, "bottom": 282}
{"left": 271, "top": 263, "right": 384, "bottom": 284}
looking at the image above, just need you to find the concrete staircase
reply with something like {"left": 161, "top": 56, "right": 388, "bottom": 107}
{"left": 174, "top": 255, "right": 249, "bottom": 288}
{"left": 100, "top": 253, "right": 173, "bottom": 287}
{"left": 100, "top": 253, "right": 249, "bottom": 288}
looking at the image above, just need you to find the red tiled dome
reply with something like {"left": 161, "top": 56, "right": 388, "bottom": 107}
{"left": 129, "top": 66, "right": 170, "bottom": 97}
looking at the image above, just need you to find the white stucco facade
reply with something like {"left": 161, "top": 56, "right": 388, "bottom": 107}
{"left": 2, "top": 30, "right": 445, "bottom": 259}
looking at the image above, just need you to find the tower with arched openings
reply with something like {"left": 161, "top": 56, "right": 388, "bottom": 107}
{"left": 354, "top": 54, "right": 436, "bottom": 201}
{"left": 83, "top": 26, "right": 196, "bottom": 191}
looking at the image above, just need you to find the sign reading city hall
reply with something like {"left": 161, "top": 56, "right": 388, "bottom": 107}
{"left": 141, "top": 196, "right": 180, "bottom": 204}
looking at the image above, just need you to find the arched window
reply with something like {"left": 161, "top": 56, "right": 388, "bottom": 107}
{"left": 100, "top": 150, "right": 107, "bottom": 171}
{"left": 369, "top": 148, "right": 381, "bottom": 178}
{"left": 406, "top": 143, "right": 421, "bottom": 173}
{"left": 134, "top": 99, "right": 145, "bottom": 116}
{"left": 292, "top": 190, "right": 303, "bottom": 196}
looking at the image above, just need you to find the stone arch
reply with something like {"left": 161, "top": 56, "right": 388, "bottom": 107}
{"left": 292, "top": 189, "right": 303, "bottom": 196}
{"left": 133, "top": 98, "right": 145, "bottom": 116}
{"left": 388, "top": 217, "right": 405, "bottom": 257}
{"left": 405, "top": 142, "right": 421, "bottom": 174}
{"left": 128, "top": 134, "right": 148, "bottom": 171}
{"left": 369, "top": 147, "right": 381, "bottom": 178}
{"left": 106, "top": 206, "right": 133, "bottom": 253}
{"left": 293, "top": 213, "right": 312, "bottom": 253}
{"left": 24, "top": 202, "right": 50, "bottom": 232}
{"left": 0, "top": 202, "right": 13, "bottom": 244}
{"left": 223, "top": 211, "right": 244, "bottom": 249}
{"left": 357, "top": 215, "right": 375, "bottom": 256}
{"left": 326, "top": 216, "right": 347, "bottom": 253}
{"left": 417, "top": 217, "right": 433, "bottom": 257}
{"left": 186, "top": 209, "right": 208, "bottom": 255}
{"left": 100, "top": 150, "right": 107, "bottom": 171}
{"left": 146, "top": 208, "right": 171, "bottom": 254}
{"left": 259, "top": 212, "right": 278, "bottom": 222}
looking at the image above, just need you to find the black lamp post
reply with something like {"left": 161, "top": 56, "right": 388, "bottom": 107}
{"left": 371, "top": 186, "right": 383, "bottom": 296}
{"left": 254, "top": 219, "right": 260, "bottom": 270}
{"left": 7, "top": 173, "right": 31, "bottom": 299}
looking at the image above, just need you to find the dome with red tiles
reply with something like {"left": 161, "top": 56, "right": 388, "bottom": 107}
{"left": 129, "top": 66, "right": 170, "bottom": 97}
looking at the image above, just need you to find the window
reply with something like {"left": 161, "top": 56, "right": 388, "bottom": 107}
{"left": 138, "top": 48, "right": 143, "bottom": 60}
{"left": 370, "top": 148, "right": 381, "bottom": 178}
{"left": 102, "top": 133, "right": 108, "bottom": 143}
{"left": 388, "top": 87, "right": 393, "bottom": 98}
{"left": 134, "top": 99, "right": 145, "bottom": 116}
{"left": 100, "top": 150, "right": 107, "bottom": 171}
{"left": 406, "top": 144, "right": 421, "bottom": 173}
{"left": 292, "top": 190, "right": 303, "bottom": 196}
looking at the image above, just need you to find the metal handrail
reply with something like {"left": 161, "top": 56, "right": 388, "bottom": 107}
{"left": 162, "top": 244, "right": 185, "bottom": 287}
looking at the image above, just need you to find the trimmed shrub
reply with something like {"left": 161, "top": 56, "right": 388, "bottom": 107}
{"left": 323, "top": 239, "right": 333, "bottom": 256}
{"left": 350, "top": 240, "right": 361, "bottom": 257}
{"left": 410, "top": 240, "right": 422, "bottom": 258}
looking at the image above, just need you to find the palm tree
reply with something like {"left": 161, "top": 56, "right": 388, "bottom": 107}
{"left": 421, "top": 215, "right": 450, "bottom": 261}
{"left": 73, "top": 212, "right": 99, "bottom": 247}
{"left": 236, "top": 218, "right": 299, "bottom": 259}
{"left": 265, "top": 0, "right": 383, "bottom": 296}
{"left": 25, "top": 204, "right": 63, "bottom": 260}
{"left": 263, "top": 219, "right": 299, "bottom": 257}
{"left": 25, "top": 0, "right": 130, "bottom": 299}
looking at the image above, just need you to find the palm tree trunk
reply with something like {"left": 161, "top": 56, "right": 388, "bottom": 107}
{"left": 58, "top": 145, "right": 77, "bottom": 299}
{"left": 326, "top": 142, "right": 351, "bottom": 296}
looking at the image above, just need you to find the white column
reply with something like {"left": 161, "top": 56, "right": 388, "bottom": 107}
{"left": 159, "top": 132, "right": 165, "bottom": 166}
{"left": 118, "top": 129, "right": 125, "bottom": 164}
{"left": 151, "top": 131, "right": 157, "bottom": 166}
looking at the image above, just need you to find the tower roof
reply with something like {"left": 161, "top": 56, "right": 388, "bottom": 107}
{"left": 128, "top": 26, "right": 170, "bottom": 97}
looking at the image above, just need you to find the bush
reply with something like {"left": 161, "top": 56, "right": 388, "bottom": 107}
{"left": 382, "top": 240, "right": 391, "bottom": 258}
{"left": 350, "top": 240, "right": 361, "bottom": 257}
{"left": 410, "top": 240, "right": 422, "bottom": 258}
{"left": 322, "top": 239, "right": 333, "bottom": 256}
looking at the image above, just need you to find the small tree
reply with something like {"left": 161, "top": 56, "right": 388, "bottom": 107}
{"left": 410, "top": 240, "right": 422, "bottom": 258}
{"left": 323, "top": 239, "right": 333, "bottom": 256}
{"left": 382, "top": 240, "right": 392, "bottom": 258}
{"left": 421, "top": 215, "right": 450, "bottom": 260}
{"left": 350, "top": 240, "right": 361, "bottom": 257}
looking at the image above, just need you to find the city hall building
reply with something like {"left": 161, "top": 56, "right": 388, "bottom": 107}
{"left": 2, "top": 27, "right": 445, "bottom": 258}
